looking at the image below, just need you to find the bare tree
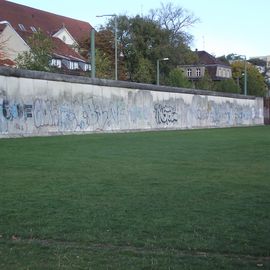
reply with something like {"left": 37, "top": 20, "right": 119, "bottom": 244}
{"left": 149, "top": 2, "right": 199, "bottom": 45}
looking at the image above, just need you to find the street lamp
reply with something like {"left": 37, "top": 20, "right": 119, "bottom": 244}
{"left": 96, "top": 14, "right": 118, "bottom": 80}
{"left": 90, "top": 28, "right": 95, "bottom": 79}
{"left": 243, "top": 56, "right": 247, "bottom": 96}
{"left": 233, "top": 54, "right": 247, "bottom": 95}
{"left": 157, "top": 58, "right": 169, "bottom": 85}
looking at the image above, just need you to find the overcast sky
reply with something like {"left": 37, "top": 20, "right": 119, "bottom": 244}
{"left": 9, "top": 0, "right": 270, "bottom": 58}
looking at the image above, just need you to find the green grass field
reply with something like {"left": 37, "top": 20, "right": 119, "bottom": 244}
{"left": 0, "top": 126, "right": 270, "bottom": 269}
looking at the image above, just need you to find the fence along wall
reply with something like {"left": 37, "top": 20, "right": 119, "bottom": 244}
{"left": 0, "top": 67, "right": 264, "bottom": 137}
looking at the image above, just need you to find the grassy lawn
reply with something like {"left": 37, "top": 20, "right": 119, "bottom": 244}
{"left": 0, "top": 126, "right": 270, "bottom": 269}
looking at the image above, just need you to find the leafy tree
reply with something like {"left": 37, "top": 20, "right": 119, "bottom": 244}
{"left": 93, "top": 2, "right": 199, "bottom": 83}
{"left": 166, "top": 68, "right": 192, "bottom": 88}
{"left": 95, "top": 29, "right": 115, "bottom": 79}
{"left": 116, "top": 14, "right": 197, "bottom": 82}
{"left": 78, "top": 27, "right": 127, "bottom": 80}
{"left": 79, "top": 29, "right": 114, "bottom": 79}
{"left": 95, "top": 48, "right": 113, "bottom": 79}
{"left": 117, "top": 15, "right": 170, "bottom": 82}
{"left": 79, "top": 2, "right": 199, "bottom": 83}
{"left": 213, "top": 79, "right": 240, "bottom": 93}
{"left": 195, "top": 70, "right": 213, "bottom": 90}
{"left": 246, "top": 65, "right": 267, "bottom": 96}
{"left": 16, "top": 30, "right": 54, "bottom": 71}
{"left": 248, "top": 57, "right": 270, "bottom": 91}
{"left": 231, "top": 61, "right": 267, "bottom": 96}
{"left": 133, "top": 56, "right": 153, "bottom": 83}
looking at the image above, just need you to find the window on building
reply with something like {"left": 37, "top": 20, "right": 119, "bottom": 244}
{"left": 84, "top": 64, "right": 91, "bottom": 71}
{"left": 187, "top": 68, "right": 192, "bottom": 77}
{"left": 30, "top": 26, "right": 37, "bottom": 32}
{"left": 218, "top": 68, "right": 225, "bottom": 77}
{"left": 196, "top": 68, "right": 201, "bottom": 77}
{"left": 69, "top": 61, "right": 79, "bottom": 70}
{"left": 50, "top": 59, "right": 61, "bottom": 68}
{"left": 79, "top": 62, "right": 91, "bottom": 71}
{"left": 18, "top": 24, "right": 26, "bottom": 31}
{"left": 87, "top": 64, "right": 91, "bottom": 71}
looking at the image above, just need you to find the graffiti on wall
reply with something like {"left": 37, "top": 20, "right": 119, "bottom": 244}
{"left": 1, "top": 99, "right": 32, "bottom": 121}
{"left": 33, "top": 98, "right": 58, "bottom": 128}
{"left": 154, "top": 104, "right": 178, "bottom": 125}
{"left": 0, "top": 96, "right": 34, "bottom": 133}
{"left": 0, "top": 84, "right": 263, "bottom": 136}
{"left": 190, "top": 96, "right": 262, "bottom": 127}
{"left": 0, "top": 95, "right": 128, "bottom": 134}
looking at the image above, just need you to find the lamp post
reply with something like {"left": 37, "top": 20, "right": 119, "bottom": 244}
{"left": 96, "top": 14, "right": 118, "bottom": 80}
{"left": 243, "top": 56, "right": 247, "bottom": 96}
{"left": 233, "top": 54, "right": 247, "bottom": 95}
{"left": 90, "top": 28, "right": 95, "bottom": 78}
{"left": 157, "top": 57, "right": 169, "bottom": 85}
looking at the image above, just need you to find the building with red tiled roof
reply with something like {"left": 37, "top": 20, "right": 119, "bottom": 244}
{"left": 0, "top": 0, "right": 92, "bottom": 73}
{"left": 180, "top": 50, "right": 232, "bottom": 81}
{"left": 0, "top": 0, "right": 92, "bottom": 44}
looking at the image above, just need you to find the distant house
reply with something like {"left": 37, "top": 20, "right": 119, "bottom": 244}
{"left": 250, "top": 55, "right": 270, "bottom": 78}
{"left": 250, "top": 55, "right": 270, "bottom": 96}
{"left": 180, "top": 50, "right": 232, "bottom": 81}
{"left": 0, "top": 0, "right": 92, "bottom": 74}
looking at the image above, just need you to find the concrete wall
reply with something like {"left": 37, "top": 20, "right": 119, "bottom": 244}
{"left": 0, "top": 67, "right": 264, "bottom": 138}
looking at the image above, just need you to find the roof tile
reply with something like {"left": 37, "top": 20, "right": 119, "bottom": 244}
{"left": 196, "top": 50, "right": 229, "bottom": 66}
{"left": 0, "top": 0, "right": 92, "bottom": 42}
{"left": 17, "top": 30, "right": 87, "bottom": 62}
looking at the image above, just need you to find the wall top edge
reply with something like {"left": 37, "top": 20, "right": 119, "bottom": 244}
{"left": 0, "top": 66, "right": 257, "bottom": 100}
